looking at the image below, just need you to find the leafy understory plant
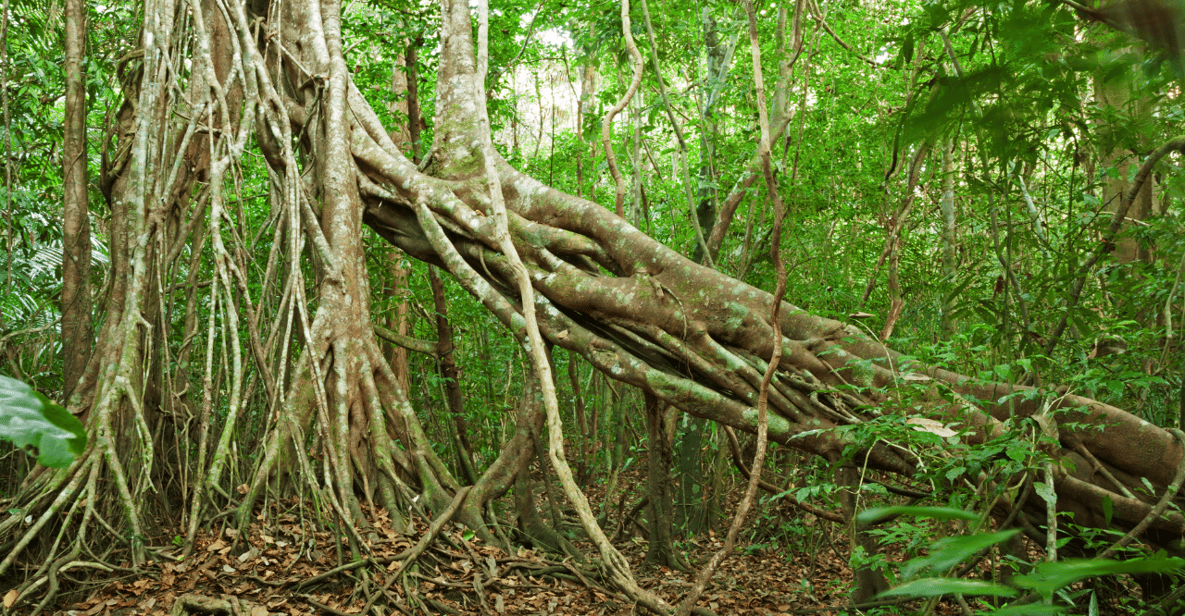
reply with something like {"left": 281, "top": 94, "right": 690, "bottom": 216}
{"left": 0, "top": 375, "right": 87, "bottom": 468}
{"left": 860, "top": 506, "right": 1185, "bottom": 615}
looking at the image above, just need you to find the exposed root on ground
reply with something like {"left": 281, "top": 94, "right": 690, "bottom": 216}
{"left": 7, "top": 499, "right": 647, "bottom": 616}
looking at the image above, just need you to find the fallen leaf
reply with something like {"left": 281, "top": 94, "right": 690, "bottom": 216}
{"left": 4, "top": 589, "right": 18, "bottom": 608}
{"left": 906, "top": 417, "right": 957, "bottom": 437}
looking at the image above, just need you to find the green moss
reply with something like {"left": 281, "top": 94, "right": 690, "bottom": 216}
{"left": 742, "top": 408, "right": 791, "bottom": 435}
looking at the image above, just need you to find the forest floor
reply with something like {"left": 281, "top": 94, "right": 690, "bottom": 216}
{"left": 40, "top": 464, "right": 1138, "bottom": 616}
{"left": 53, "top": 513, "right": 853, "bottom": 616}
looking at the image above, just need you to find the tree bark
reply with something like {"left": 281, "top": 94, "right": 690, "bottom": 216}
{"left": 643, "top": 392, "right": 684, "bottom": 569}
{"left": 62, "top": 0, "right": 91, "bottom": 400}
{"left": 429, "top": 265, "right": 477, "bottom": 484}
{"left": 940, "top": 138, "right": 958, "bottom": 339}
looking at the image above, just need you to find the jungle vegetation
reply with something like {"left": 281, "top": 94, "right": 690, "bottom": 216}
{"left": 3, "top": 0, "right": 1185, "bottom": 612}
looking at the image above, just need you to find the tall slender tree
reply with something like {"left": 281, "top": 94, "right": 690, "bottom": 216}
{"left": 62, "top": 0, "right": 91, "bottom": 400}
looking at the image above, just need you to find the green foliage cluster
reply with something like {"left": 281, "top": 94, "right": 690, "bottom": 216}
{"left": 862, "top": 506, "right": 1185, "bottom": 614}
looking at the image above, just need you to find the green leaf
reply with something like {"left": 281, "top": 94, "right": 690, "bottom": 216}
{"left": 1012, "top": 557, "right": 1185, "bottom": 600}
{"left": 0, "top": 375, "right": 87, "bottom": 468}
{"left": 1034, "top": 481, "right": 1056, "bottom": 506}
{"left": 857, "top": 506, "right": 980, "bottom": 527}
{"left": 901, "top": 529, "right": 1022, "bottom": 578}
{"left": 1102, "top": 496, "right": 1113, "bottom": 528}
{"left": 876, "top": 577, "right": 1018, "bottom": 599}
{"left": 945, "top": 275, "right": 977, "bottom": 305}
{"left": 922, "top": 3, "right": 950, "bottom": 29}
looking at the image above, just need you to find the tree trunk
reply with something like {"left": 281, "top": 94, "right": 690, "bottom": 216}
{"left": 939, "top": 138, "right": 958, "bottom": 339}
{"left": 234, "top": 0, "right": 464, "bottom": 539}
{"left": 429, "top": 265, "right": 478, "bottom": 484}
{"left": 676, "top": 416, "right": 706, "bottom": 534}
{"left": 644, "top": 392, "right": 685, "bottom": 569}
{"left": 1095, "top": 71, "right": 1156, "bottom": 267}
{"left": 568, "top": 354, "right": 592, "bottom": 484}
{"left": 61, "top": 0, "right": 91, "bottom": 401}
{"left": 692, "top": 8, "right": 733, "bottom": 265}
{"left": 837, "top": 465, "right": 889, "bottom": 604}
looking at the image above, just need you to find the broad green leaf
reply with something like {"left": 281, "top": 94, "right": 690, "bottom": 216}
{"left": 0, "top": 375, "right": 87, "bottom": 468}
{"left": 901, "top": 529, "right": 1022, "bottom": 578}
{"left": 876, "top": 577, "right": 1018, "bottom": 599}
{"left": 857, "top": 506, "right": 979, "bottom": 527}
{"left": 1012, "top": 557, "right": 1185, "bottom": 600}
